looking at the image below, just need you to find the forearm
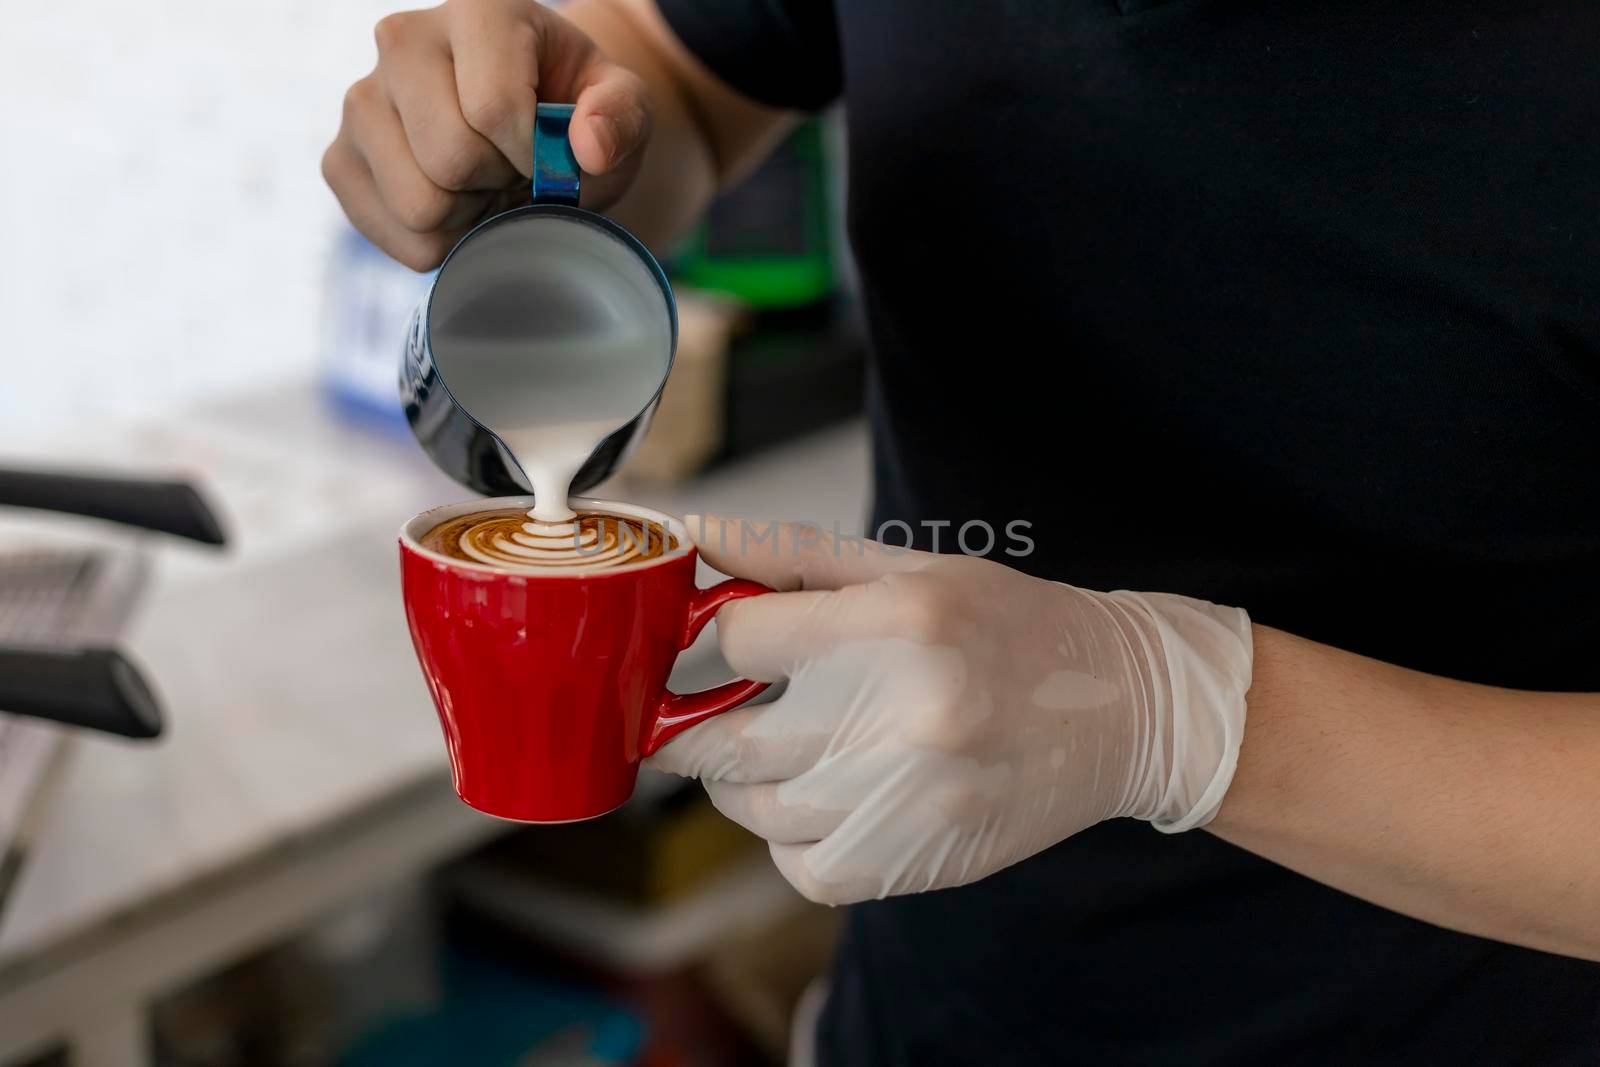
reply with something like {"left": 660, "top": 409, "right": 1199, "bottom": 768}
{"left": 563, "top": 0, "right": 796, "bottom": 250}
{"left": 1211, "top": 625, "right": 1600, "bottom": 960}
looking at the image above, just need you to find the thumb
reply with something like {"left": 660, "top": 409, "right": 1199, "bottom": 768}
{"left": 569, "top": 60, "right": 651, "bottom": 184}
{"left": 683, "top": 514, "right": 930, "bottom": 592}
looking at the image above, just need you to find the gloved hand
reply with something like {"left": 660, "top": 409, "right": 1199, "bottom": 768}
{"left": 647, "top": 516, "right": 1254, "bottom": 905}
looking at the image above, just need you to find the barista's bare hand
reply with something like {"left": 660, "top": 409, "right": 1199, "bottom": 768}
{"left": 323, "top": 0, "right": 652, "bottom": 270}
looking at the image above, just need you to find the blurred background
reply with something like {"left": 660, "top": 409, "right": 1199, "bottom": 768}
{"left": 0, "top": 3, "right": 867, "bottom": 1065}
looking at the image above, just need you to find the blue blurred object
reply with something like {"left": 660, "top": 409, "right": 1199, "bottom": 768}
{"left": 320, "top": 225, "right": 433, "bottom": 433}
{"left": 340, "top": 948, "right": 644, "bottom": 1067}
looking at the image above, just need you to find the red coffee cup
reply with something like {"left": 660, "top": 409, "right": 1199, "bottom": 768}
{"left": 400, "top": 497, "right": 769, "bottom": 822}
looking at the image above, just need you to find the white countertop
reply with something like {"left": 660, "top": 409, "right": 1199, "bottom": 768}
{"left": 0, "top": 383, "right": 869, "bottom": 973}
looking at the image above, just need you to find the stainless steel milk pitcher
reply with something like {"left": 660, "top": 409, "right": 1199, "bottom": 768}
{"left": 401, "top": 104, "right": 677, "bottom": 498}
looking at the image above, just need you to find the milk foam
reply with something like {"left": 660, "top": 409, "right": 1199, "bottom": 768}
{"left": 421, "top": 509, "right": 675, "bottom": 571}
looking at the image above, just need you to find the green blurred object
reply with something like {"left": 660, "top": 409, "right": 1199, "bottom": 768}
{"left": 339, "top": 949, "right": 643, "bottom": 1067}
{"left": 670, "top": 120, "right": 837, "bottom": 309}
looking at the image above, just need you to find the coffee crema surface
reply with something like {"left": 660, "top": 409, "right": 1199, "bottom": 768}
{"left": 421, "top": 509, "right": 677, "bottom": 571}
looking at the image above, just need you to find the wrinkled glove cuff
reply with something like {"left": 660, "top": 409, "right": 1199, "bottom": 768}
{"left": 1109, "top": 591, "right": 1254, "bottom": 833}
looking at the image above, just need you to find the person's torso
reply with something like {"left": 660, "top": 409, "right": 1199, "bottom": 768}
{"left": 825, "top": 1, "right": 1600, "bottom": 1062}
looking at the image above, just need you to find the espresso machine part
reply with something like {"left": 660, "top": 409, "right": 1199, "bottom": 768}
{"left": 0, "top": 647, "right": 161, "bottom": 739}
{"left": 0, "top": 465, "right": 227, "bottom": 739}
{"left": 0, "top": 469, "right": 226, "bottom": 545}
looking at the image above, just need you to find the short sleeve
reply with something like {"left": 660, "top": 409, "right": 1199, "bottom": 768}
{"left": 653, "top": 0, "right": 842, "bottom": 111}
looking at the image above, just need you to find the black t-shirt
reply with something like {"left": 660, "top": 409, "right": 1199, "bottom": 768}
{"left": 655, "top": 1, "right": 1600, "bottom": 1062}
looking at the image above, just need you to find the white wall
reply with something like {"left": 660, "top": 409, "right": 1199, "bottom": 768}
{"left": 0, "top": 0, "right": 405, "bottom": 443}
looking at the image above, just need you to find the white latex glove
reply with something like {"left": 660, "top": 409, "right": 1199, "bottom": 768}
{"left": 647, "top": 517, "right": 1254, "bottom": 905}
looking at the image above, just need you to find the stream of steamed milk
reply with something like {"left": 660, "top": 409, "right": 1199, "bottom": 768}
{"left": 440, "top": 331, "right": 664, "bottom": 523}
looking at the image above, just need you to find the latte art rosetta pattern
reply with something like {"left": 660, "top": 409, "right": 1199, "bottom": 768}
{"left": 421, "top": 509, "right": 676, "bottom": 570}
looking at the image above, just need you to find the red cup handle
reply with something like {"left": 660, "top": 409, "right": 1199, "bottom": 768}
{"left": 643, "top": 579, "right": 772, "bottom": 757}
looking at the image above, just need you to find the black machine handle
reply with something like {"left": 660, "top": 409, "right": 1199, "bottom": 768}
{"left": 0, "top": 468, "right": 226, "bottom": 546}
{"left": 0, "top": 646, "right": 163, "bottom": 739}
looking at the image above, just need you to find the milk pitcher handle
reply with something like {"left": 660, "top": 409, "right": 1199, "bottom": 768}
{"left": 533, "top": 103, "right": 580, "bottom": 206}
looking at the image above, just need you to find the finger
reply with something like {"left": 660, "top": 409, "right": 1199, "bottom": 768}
{"left": 321, "top": 139, "right": 463, "bottom": 271}
{"left": 445, "top": 0, "right": 540, "bottom": 177}
{"left": 684, "top": 514, "right": 931, "bottom": 592}
{"left": 569, "top": 59, "right": 651, "bottom": 175}
{"left": 378, "top": 13, "right": 520, "bottom": 192}
{"left": 715, "top": 589, "right": 836, "bottom": 681}
{"left": 714, "top": 581, "right": 923, "bottom": 680}
{"left": 345, "top": 86, "right": 494, "bottom": 234}
{"left": 644, "top": 696, "right": 833, "bottom": 783}
{"left": 704, "top": 780, "right": 845, "bottom": 845}
{"left": 768, "top": 842, "right": 868, "bottom": 906}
